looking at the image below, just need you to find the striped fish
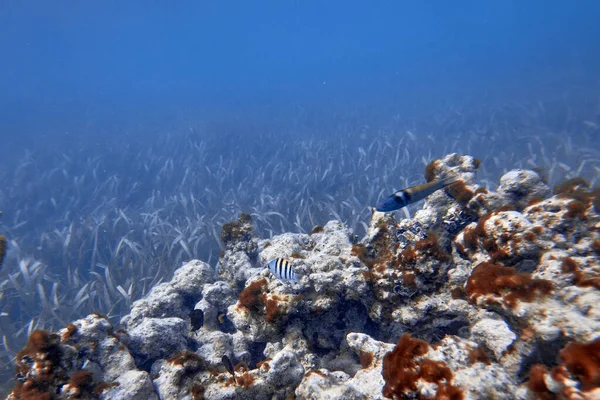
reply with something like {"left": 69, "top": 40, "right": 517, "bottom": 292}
{"left": 375, "top": 176, "right": 458, "bottom": 212}
{"left": 267, "top": 258, "right": 298, "bottom": 283}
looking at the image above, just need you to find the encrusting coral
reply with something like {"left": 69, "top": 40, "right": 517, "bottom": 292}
{"left": 6, "top": 153, "right": 600, "bottom": 399}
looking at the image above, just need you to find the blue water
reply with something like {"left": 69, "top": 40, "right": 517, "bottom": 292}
{"left": 2, "top": 1, "right": 599, "bottom": 144}
{"left": 1, "top": 0, "right": 599, "bottom": 388}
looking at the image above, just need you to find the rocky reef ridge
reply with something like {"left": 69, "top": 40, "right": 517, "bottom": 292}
{"left": 7, "top": 154, "right": 600, "bottom": 399}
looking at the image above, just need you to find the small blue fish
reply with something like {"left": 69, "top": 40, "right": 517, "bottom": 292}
{"left": 376, "top": 177, "right": 458, "bottom": 212}
{"left": 268, "top": 258, "right": 298, "bottom": 283}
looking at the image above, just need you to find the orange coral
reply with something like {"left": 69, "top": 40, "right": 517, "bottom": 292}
{"left": 446, "top": 180, "right": 474, "bottom": 205}
{"left": 11, "top": 330, "right": 65, "bottom": 398}
{"left": 398, "top": 232, "right": 450, "bottom": 267}
{"left": 351, "top": 243, "right": 375, "bottom": 268}
{"left": 61, "top": 323, "right": 78, "bottom": 342}
{"left": 414, "top": 232, "right": 450, "bottom": 262}
{"left": 526, "top": 338, "right": 600, "bottom": 397}
{"left": 92, "top": 381, "right": 120, "bottom": 396}
{"left": 68, "top": 370, "right": 94, "bottom": 392}
{"left": 564, "top": 200, "right": 587, "bottom": 219}
{"left": 382, "top": 334, "right": 462, "bottom": 399}
{"left": 559, "top": 338, "right": 600, "bottom": 390}
{"left": 562, "top": 257, "right": 600, "bottom": 290}
{"left": 425, "top": 160, "right": 440, "bottom": 182}
{"left": 237, "top": 279, "right": 267, "bottom": 311}
{"left": 235, "top": 371, "right": 255, "bottom": 387}
{"left": 167, "top": 350, "right": 204, "bottom": 367}
{"left": 360, "top": 351, "right": 374, "bottom": 369}
{"left": 264, "top": 295, "right": 281, "bottom": 323}
{"left": 552, "top": 177, "right": 600, "bottom": 220}
{"left": 554, "top": 177, "right": 589, "bottom": 196}
{"left": 467, "top": 347, "right": 490, "bottom": 365}
{"left": 465, "top": 262, "right": 552, "bottom": 308}
{"left": 310, "top": 225, "right": 324, "bottom": 234}
{"left": 402, "top": 273, "right": 417, "bottom": 286}
{"left": 527, "top": 364, "right": 552, "bottom": 398}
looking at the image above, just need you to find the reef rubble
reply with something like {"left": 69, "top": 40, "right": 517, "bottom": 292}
{"left": 6, "top": 153, "right": 600, "bottom": 399}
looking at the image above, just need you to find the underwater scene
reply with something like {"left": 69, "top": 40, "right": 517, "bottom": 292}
{"left": 1, "top": 1, "right": 599, "bottom": 399}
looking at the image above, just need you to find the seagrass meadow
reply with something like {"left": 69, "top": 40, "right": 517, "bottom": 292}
{"left": 0, "top": 95, "right": 599, "bottom": 390}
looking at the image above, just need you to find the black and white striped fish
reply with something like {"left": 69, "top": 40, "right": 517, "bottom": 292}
{"left": 267, "top": 258, "right": 298, "bottom": 283}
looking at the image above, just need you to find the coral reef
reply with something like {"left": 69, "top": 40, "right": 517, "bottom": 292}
{"left": 2, "top": 102, "right": 598, "bottom": 392}
{"left": 6, "top": 153, "right": 600, "bottom": 399}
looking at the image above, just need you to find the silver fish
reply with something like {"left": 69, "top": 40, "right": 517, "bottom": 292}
{"left": 268, "top": 258, "right": 298, "bottom": 283}
{"left": 375, "top": 176, "right": 458, "bottom": 212}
